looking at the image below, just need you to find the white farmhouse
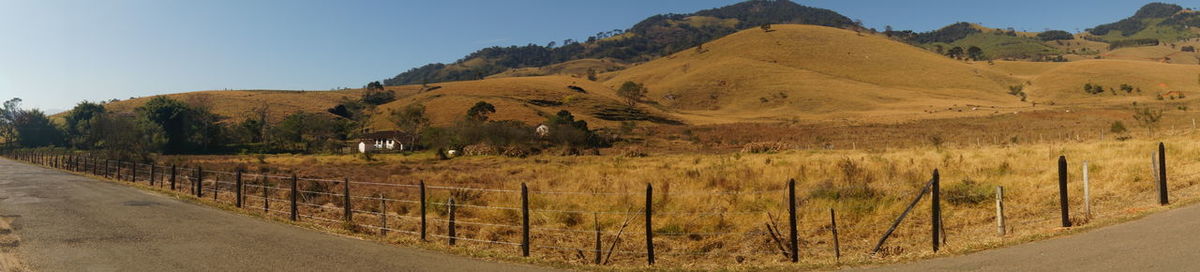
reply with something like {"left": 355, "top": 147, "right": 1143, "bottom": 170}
{"left": 357, "top": 131, "right": 419, "bottom": 153}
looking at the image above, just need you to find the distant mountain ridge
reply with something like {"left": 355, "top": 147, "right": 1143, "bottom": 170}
{"left": 382, "top": 0, "right": 857, "bottom": 86}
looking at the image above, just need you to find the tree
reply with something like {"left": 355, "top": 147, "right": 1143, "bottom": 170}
{"left": 0, "top": 98, "right": 22, "bottom": 146}
{"left": 93, "top": 112, "right": 165, "bottom": 161}
{"left": 137, "top": 96, "right": 220, "bottom": 154}
{"left": 760, "top": 23, "right": 772, "bottom": 32}
{"left": 617, "top": 81, "right": 647, "bottom": 108}
{"left": 391, "top": 103, "right": 430, "bottom": 135}
{"left": 360, "top": 89, "right": 395, "bottom": 105}
{"left": 270, "top": 112, "right": 352, "bottom": 153}
{"left": 946, "top": 46, "right": 965, "bottom": 59}
{"left": 967, "top": 46, "right": 985, "bottom": 61}
{"left": 12, "top": 109, "right": 64, "bottom": 147}
{"left": 466, "top": 101, "right": 496, "bottom": 123}
{"left": 62, "top": 101, "right": 106, "bottom": 149}
{"left": 1036, "top": 30, "right": 1074, "bottom": 41}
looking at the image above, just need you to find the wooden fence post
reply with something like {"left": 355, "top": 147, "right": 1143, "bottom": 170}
{"left": 213, "top": 172, "right": 219, "bottom": 201}
{"left": 420, "top": 180, "right": 427, "bottom": 241}
{"left": 830, "top": 208, "right": 840, "bottom": 263}
{"left": 263, "top": 175, "right": 270, "bottom": 213}
{"left": 131, "top": 162, "right": 137, "bottom": 182}
{"left": 1083, "top": 161, "right": 1090, "bottom": 218}
{"left": 196, "top": 167, "right": 204, "bottom": 198}
{"left": 872, "top": 178, "right": 935, "bottom": 254}
{"left": 1058, "top": 156, "right": 1071, "bottom": 227}
{"left": 996, "top": 186, "right": 1006, "bottom": 236}
{"left": 1159, "top": 142, "right": 1169, "bottom": 205}
{"left": 448, "top": 197, "right": 457, "bottom": 246}
{"left": 343, "top": 178, "right": 352, "bottom": 223}
{"left": 593, "top": 213, "right": 601, "bottom": 265}
{"left": 932, "top": 169, "right": 941, "bottom": 252}
{"left": 170, "top": 165, "right": 177, "bottom": 191}
{"left": 235, "top": 170, "right": 244, "bottom": 208}
{"left": 645, "top": 183, "right": 655, "bottom": 265}
{"left": 290, "top": 174, "right": 298, "bottom": 221}
{"left": 521, "top": 183, "right": 530, "bottom": 257}
{"left": 788, "top": 179, "right": 798, "bottom": 263}
{"left": 150, "top": 164, "right": 157, "bottom": 186}
{"left": 380, "top": 194, "right": 388, "bottom": 237}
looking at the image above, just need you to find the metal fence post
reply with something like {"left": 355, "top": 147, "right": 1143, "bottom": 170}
{"left": 420, "top": 180, "right": 427, "bottom": 241}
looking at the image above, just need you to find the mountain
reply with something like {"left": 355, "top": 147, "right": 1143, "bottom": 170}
{"left": 1087, "top": 2, "right": 1199, "bottom": 42}
{"left": 381, "top": 0, "right": 858, "bottom": 86}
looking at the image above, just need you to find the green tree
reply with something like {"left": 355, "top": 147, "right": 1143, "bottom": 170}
{"left": 617, "top": 81, "right": 647, "bottom": 108}
{"left": 0, "top": 98, "right": 21, "bottom": 146}
{"left": 966, "top": 46, "right": 984, "bottom": 61}
{"left": 93, "top": 112, "right": 165, "bottom": 161}
{"left": 946, "top": 46, "right": 965, "bottom": 59}
{"left": 466, "top": 101, "right": 496, "bottom": 123}
{"left": 270, "top": 112, "right": 352, "bottom": 153}
{"left": 137, "top": 96, "right": 220, "bottom": 154}
{"left": 62, "top": 101, "right": 106, "bottom": 149}
{"left": 12, "top": 109, "right": 64, "bottom": 147}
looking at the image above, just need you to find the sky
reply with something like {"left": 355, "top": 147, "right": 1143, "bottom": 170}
{"left": 1, "top": 0, "right": 1196, "bottom": 114}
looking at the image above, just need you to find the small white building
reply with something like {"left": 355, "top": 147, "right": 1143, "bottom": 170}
{"left": 357, "top": 131, "right": 419, "bottom": 153}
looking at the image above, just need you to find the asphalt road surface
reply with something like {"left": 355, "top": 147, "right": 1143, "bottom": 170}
{"left": 0, "top": 158, "right": 560, "bottom": 272}
{"left": 854, "top": 199, "right": 1200, "bottom": 271}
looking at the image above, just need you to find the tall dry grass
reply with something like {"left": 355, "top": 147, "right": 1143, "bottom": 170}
{"left": 166, "top": 132, "right": 1200, "bottom": 270}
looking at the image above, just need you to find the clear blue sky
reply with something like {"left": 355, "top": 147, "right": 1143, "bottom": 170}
{"left": 1, "top": 0, "right": 1195, "bottom": 113}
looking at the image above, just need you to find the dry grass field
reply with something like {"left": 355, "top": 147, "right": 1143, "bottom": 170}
{"left": 150, "top": 125, "right": 1200, "bottom": 269}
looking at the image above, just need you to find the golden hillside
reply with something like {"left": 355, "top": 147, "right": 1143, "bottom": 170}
{"left": 604, "top": 24, "right": 1027, "bottom": 123}
{"left": 95, "top": 89, "right": 375, "bottom": 122}
{"left": 369, "top": 75, "right": 677, "bottom": 130}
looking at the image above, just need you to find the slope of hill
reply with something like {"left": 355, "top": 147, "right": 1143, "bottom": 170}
{"left": 92, "top": 89, "right": 372, "bottom": 123}
{"left": 382, "top": 0, "right": 858, "bottom": 86}
{"left": 604, "top": 24, "right": 1026, "bottom": 123}
{"left": 1022, "top": 59, "right": 1200, "bottom": 102}
{"left": 369, "top": 75, "right": 678, "bottom": 130}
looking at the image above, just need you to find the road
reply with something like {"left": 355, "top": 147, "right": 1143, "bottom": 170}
{"left": 856, "top": 198, "right": 1200, "bottom": 271}
{"left": 0, "top": 158, "right": 561, "bottom": 272}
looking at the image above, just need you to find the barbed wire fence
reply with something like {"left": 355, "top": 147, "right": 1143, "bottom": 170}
{"left": 0, "top": 143, "right": 1192, "bottom": 267}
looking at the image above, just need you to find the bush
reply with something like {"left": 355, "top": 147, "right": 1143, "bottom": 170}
{"left": 740, "top": 142, "right": 791, "bottom": 153}
{"left": 1037, "top": 30, "right": 1074, "bottom": 41}
{"left": 944, "top": 178, "right": 992, "bottom": 205}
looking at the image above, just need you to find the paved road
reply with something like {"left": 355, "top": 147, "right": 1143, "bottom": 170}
{"left": 0, "top": 158, "right": 561, "bottom": 272}
{"left": 856, "top": 200, "right": 1200, "bottom": 271}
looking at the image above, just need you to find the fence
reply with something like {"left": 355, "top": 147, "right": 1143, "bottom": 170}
{"left": 0, "top": 143, "right": 1191, "bottom": 267}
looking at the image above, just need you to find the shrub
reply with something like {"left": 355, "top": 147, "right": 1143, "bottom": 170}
{"left": 740, "top": 142, "right": 790, "bottom": 153}
{"left": 944, "top": 178, "right": 992, "bottom": 205}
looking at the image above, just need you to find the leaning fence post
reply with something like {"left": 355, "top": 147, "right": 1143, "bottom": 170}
{"left": 830, "top": 208, "right": 840, "bottom": 263}
{"left": 645, "top": 183, "right": 655, "bottom": 265}
{"left": 420, "top": 180, "right": 427, "bottom": 241}
{"left": 235, "top": 170, "right": 244, "bottom": 208}
{"left": 1058, "top": 156, "right": 1071, "bottom": 227}
{"left": 788, "top": 179, "right": 798, "bottom": 263}
{"left": 1159, "top": 142, "right": 1169, "bottom": 205}
{"left": 521, "top": 183, "right": 530, "bottom": 257}
{"left": 996, "top": 185, "right": 1006, "bottom": 236}
{"left": 448, "top": 197, "right": 457, "bottom": 246}
{"left": 343, "top": 178, "right": 352, "bottom": 223}
{"left": 290, "top": 174, "right": 298, "bottom": 221}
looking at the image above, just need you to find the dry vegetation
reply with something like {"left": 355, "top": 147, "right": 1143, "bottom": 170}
{"left": 154, "top": 127, "right": 1200, "bottom": 269}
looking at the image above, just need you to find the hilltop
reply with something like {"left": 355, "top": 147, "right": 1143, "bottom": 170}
{"left": 381, "top": 0, "right": 858, "bottom": 85}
